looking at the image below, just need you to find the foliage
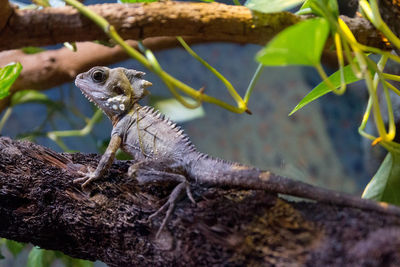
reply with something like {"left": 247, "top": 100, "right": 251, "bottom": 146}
{"left": 27, "top": 247, "right": 93, "bottom": 267}
{"left": 256, "top": 18, "right": 329, "bottom": 66}
{"left": 246, "top": 0, "right": 400, "bottom": 204}
{"left": 0, "top": 63, "right": 22, "bottom": 99}
{"left": 5, "top": 240, "right": 25, "bottom": 257}
{"left": 362, "top": 152, "right": 400, "bottom": 204}
{"left": 21, "top": 46, "right": 46, "bottom": 54}
{"left": 289, "top": 65, "right": 361, "bottom": 115}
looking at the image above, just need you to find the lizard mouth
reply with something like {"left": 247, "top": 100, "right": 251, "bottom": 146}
{"left": 75, "top": 77, "right": 104, "bottom": 109}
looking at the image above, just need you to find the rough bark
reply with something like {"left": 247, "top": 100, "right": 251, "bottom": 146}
{"left": 0, "top": 137, "right": 400, "bottom": 266}
{"left": 0, "top": 2, "right": 389, "bottom": 52}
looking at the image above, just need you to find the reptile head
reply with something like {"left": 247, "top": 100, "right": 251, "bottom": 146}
{"left": 75, "top": 66, "right": 152, "bottom": 118}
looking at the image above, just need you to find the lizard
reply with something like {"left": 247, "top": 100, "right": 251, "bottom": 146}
{"left": 74, "top": 66, "right": 400, "bottom": 237}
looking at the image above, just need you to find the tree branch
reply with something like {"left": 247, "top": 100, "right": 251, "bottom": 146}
{"left": 1, "top": 137, "right": 400, "bottom": 266}
{"left": 0, "top": 2, "right": 388, "bottom": 52}
{"left": 0, "top": 0, "right": 12, "bottom": 31}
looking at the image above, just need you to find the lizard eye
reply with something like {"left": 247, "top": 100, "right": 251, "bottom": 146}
{"left": 91, "top": 69, "right": 107, "bottom": 83}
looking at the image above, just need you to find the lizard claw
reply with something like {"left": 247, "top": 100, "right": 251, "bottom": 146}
{"left": 150, "top": 181, "right": 195, "bottom": 239}
{"left": 127, "top": 164, "right": 138, "bottom": 178}
{"left": 126, "top": 159, "right": 196, "bottom": 238}
{"left": 73, "top": 166, "right": 98, "bottom": 188}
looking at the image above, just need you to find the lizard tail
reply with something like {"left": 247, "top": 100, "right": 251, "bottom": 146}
{"left": 188, "top": 155, "right": 400, "bottom": 217}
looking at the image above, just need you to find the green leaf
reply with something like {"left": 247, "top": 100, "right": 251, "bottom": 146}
{"left": 27, "top": 247, "right": 45, "bottom": 267}
{"left": 5, "top": 240, "right": 24, "bottom": 257}
{"left": 0, "top": 239, "right": 4, "bottom": 259}
{"left": 0, "top": 62, "right": 23, "bottom": 99}
{"left": 299, "top": 0, "right": 312, "bottom": 10}
{"left": 245, "top": 0, "right": 305, "bottom": 13}
{"left": 362, "top": 152, "right": 400, "bottom": 205}
{"left": 289, "top": 65, "right": 360, "bottom": 115}
{"left": 21, "top": 47, "right": 45, "bottom": 54}
{"left": 10, "top": 90, "right": 52, "bottom": 107}
{"left": 51, "top": 250, "right": 93, "bottom": 267}
{"left": 61, "top": 255, "right": 93, "bottom": 267}
{"left": 327, "top": 0, "right": 339, "bottom": 17}
{"left": 256, "top": 18, "right": 329, "bottom": 66}
{"left": 150, "top": 96, "right": 205, "bottom": 123}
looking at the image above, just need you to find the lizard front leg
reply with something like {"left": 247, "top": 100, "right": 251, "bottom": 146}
{"left": 74, "top": 134, "right": 122, "bottom": 188}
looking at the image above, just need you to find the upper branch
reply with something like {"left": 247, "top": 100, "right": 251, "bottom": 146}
{"left": 0, "top": 1, "right": 388, "bottom": 51}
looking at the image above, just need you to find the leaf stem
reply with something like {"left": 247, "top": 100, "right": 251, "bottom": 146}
{"left": 334, "top": 32, "right": 346, "bottom": 95}
{"left": 360, "top": 0, "right": 400, "bottom": 50}
{"left": 244, "top": 63, "right": 263, "bottom": 105}
{"left": 358, "top": 96, "right": 375, "bottom": 140}
{"left": 176, "top": 37, "right": 247, "bottom": 110}
{"left": 47, "top": 109, "right": 103, "bottom": 151}
{"left": 64, "top": 0, "right": 248, "bottom": 113}
{"left": 314, "top": 63, "right": 337, "bottom": 92}
{"left": 0, "top": 107, "right": 12, "bottom": 134}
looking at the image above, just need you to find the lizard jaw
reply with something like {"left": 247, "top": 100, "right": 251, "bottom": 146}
{"left": 75, "top": 76, "right": 106, "bottom": 111}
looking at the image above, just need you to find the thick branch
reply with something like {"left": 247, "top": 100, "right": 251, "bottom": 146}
{"left": 1, "top": 137, "right": 400, "bottom": 266}
{"left": 0, "top": 0, "right": 12, "bottom": 31}
{"left": 0, "top": 2, "right": 388, "bottom": 51}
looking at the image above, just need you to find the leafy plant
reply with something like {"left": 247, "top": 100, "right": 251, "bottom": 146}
{"left": 5, "top": 240, "right": 25, "bottom": 257}
{"left": 27, "top": 247, "right": 93, "bottom": 267}
{"left": 0, "top": 62, "right": 23, "bottom": 99}
{"left": 247, "top": 0, "right": 400, "bottom": 204}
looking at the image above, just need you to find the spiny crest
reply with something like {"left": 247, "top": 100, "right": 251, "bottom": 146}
{"left": 141, "top": 105, "right": 196, "bottom": 150}
{"left": 121, "top": 68, "right": 152, "bottom": 100}
{"left": 124, "top": 69, "right": 145, "bottom": 81}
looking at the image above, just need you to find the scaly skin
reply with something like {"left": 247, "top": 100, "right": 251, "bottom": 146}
{"left": 75, "top": 66, "right": 400, "bottom": 237}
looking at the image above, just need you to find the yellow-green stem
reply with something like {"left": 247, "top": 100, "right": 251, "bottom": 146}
{"left": 374, "top": 55, "right": 396, "bottom": 141}
{"left": 65, "top": 0, "right": 247, "bottom": 114}
{"left": 176, "top": 37, "right": 246, "bottom": 110}
{"left": 356, "top": 51, "right": 388, "bottom": 140}
{"left": 383, "top": 73, "right": 400, "bottom": 82}
{"left": 334, "top": 32, "right": 346, "bottom": 95}
{"left": 360, "top": 0, "right": 400, "bottom": 50}
{"left": 314, "top": 63, "right": 337, "bottom": 92}
{"left": 384, "top": 81, "right": 400, "bottom": 97}
{"left": 143, "top": 46, "right": 202, "bottom": 109}
{"left": 358, "top": 96, "right": 375, "bottom": 140}
{"left": 47, "top": 109, "right": 103, "bottom": 140}
{"left": 244, "top": 63, "right": 264, "bottom": 104}
{"left": 0, "top": 107, "right": 12, "bottom": 134}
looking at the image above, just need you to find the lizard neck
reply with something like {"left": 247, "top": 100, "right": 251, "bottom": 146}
{"left": 110, "top": 103, "right": 140, "bottom": 126}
